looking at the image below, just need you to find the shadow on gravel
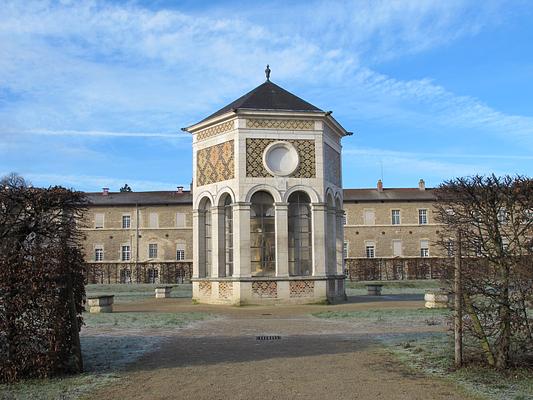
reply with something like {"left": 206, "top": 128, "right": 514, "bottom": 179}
{"left": 125, "top": 334, "right": 374, "bottom": 372}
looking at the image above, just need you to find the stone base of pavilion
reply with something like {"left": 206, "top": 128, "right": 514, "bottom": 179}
{"left": 192, "top": 276, "right": 346, "bottom": 305}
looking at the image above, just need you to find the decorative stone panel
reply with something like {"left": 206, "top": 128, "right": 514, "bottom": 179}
{"left": 289, "top": 281, "right": 314, "bottom": 298}
{"left": 219, "top": 281, "right": 233, "bottom": 300}
{"left": 196, "top": 140, "right": 234, "bottom": 186}
{"left": 324, "top": 143, "right": 341, "bottom": 186}
{"left": 197, "top": 121, "right": 234, "bottom": 141}
{"left": 252, "top": 281, "right": 277, "bottom": 298}
{"left": 199, "top": 281, "right": 212, "bottom": 297}
{"left": 246, "top": 119, "right": 314, "bottom": 130}
{"left": 246, "top": 139, "right": 315, "bottom": 178}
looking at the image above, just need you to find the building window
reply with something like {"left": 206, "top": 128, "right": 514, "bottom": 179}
{"left": 418, "top": 209, "right": 428, "bottom": 225}
{"left": 498, "top": 208, "right": 508, "bottom": 224}
{"left": 176, "top": 247, "right": 185, "bottom": 260}
{"left": 288, "top": 191, "right": 312, "bottom": 276}
{"left": 121, "top": 245, "right": 131, "bottom": 261}
{"left": 94, "top": 246, "right": 104, "bottom": 262}
{"left": 122, "top": 215, "right": 131, "bottom": 229}
{"left": 420, "top": 240, "right": 429, "bottom": 257}
{"left": 250, "top": 191, "right": 275, "bottom": 277}
{"left": 148, "top": 243, "right": 158, "bottom": 259}
{"left": 392, "top": 240, "right": 402, "bottom": 257}
{"left": 147, "top": 268, "right": 159, "bottom": 284}
{"left": 363, "top": 209, "right": 375, "bottom": 225}
{"left": 149, "top": 212, "right": 159, "bottom": 228}
{"left": 176, "top": 212, "right": 186, "bottom": 227}
{"left": 391, "top": 209, "right": 401, "bottom": 225}
{"left": 446, "top": 239, "right": 454, "bottom": 257}
{"left": 343, "top": 213, "right": 348, "bottom": 225}
{"left": 95, "top": 213, "right": 104, "bottom": 229}
{"left": 343, "top": 241, "right": 349, "bottom": 259}
{"left": 365, "top": 242, "right": 376, "bottom": 258}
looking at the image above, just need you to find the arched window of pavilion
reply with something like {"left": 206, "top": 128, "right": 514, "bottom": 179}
{"left": 219, "top": 194, "right": 233, "bottom": 277}
{"left": 198, "top": 198, "right": 212, "bottom": 278}
{"left": 250, "top": 191, "right": 275, "bottom": 277}
{"left": 326, "top": 193, "right": 336, "bottom": 275}
{"left": 288, "top": 191, "right": 312, "bottom": 276}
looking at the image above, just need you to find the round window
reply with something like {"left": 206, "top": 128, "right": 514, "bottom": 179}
{"left": 262, "top": 141, "right": 299, "bottom": 176}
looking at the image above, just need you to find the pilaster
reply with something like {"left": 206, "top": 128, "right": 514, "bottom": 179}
{"left": 232, "top": 202, "right": 251, "bottom": 278}
{"left": 311, "top": 202, "right": 328, "bottom": 276}
{"left": 275, "top": 202, "right": 289, "bottom": 277}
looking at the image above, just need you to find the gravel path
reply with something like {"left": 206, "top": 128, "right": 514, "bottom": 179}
{"left": 87, "top": 298, "right": 474, "bottom": 400}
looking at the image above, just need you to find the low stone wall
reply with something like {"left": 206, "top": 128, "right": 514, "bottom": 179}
{"left": 87, "top": 295, "right": 114, "bottom": 313}
{"left": 424, "top": 292, "right": 451, "bottom": 309}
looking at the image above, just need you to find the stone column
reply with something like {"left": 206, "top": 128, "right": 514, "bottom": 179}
{"left": 211, "top": 206, "right": 225, "bottom": 278}
{"left": 275, "top": 202, "right": 289, "bottom": 277}
{"left": 311, "top": 203, "right": 328, "bottom": 276}
{"left": 232, "top": 202, "right": 251, "bottom": 278}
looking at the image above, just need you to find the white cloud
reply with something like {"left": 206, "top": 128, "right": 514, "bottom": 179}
{"left": 0, "top": 0, "right": 530, "bottom": 188}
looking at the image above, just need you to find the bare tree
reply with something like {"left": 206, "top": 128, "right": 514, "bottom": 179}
{"left": 435, "top": 175, "right": 533, "bottom": 369}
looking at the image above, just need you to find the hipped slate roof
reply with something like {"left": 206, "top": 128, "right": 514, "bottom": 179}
{"left": 86, "top": 188, "right": 436, "bottom": 206}
{"left": 199, "top": 80, "right": 323, "bottom": 123}
{"left": 343, "top": 188, "right": 436, "bottom": 202}
{"left": 85, "top": 191, "right": 192, "bottom": 206}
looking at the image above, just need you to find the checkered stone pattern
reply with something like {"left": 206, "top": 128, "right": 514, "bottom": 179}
{"left": 199, "top": 281, "right": 212, "bottom": 297}
{"left": 246, "top": 119, "right": 314, "bottom": 130}
{"left": 246, "top": 139, "right": 315, "bottom": 178}
{"left": 219, "top": 282, "right": 233, "bottom": 300}
{"left": 197, "top": 121, "right": 234, "bottom": 141}
{"left": 289, "top": 280, "right": 315, "bottom": 297}
{"left": 196, "top": 140, "right": 234, "bottom": 186}
{"left": 324, "top": 143, "right": 341, "bottom": 186}
{"left": 252, "top": 281, "right": 277, "bottom": 298}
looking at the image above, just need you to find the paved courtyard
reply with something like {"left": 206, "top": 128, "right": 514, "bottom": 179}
{"left": 86, "top": 296, "right": 473, "bottom": 400}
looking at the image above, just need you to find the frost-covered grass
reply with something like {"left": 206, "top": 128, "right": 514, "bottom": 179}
{"left": 0, "top": 335, "right": 161, "bottom": 400}
{"left": 346, "top": 279, "right": 442, "bottom": 296}
{"left": 382, "top": 333, "right": 533, "bottom": 400}
{"left": 83, "top": 311, "right": 209, "bottom": 330}
{"left": 313, "top": 307, "right": 449, "bottom": 321}
{"left": 0, "top": 311, "right": 210, "bottom": 400}
{"left": 86, "top": 283, "right": 192, "bottom": 303}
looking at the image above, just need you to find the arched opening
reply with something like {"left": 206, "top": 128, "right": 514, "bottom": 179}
{"left": 219, "top": 194, "right": 233, "bottom": 277}
{"left": 326, "top": 193, "right": 336, "bottom": 275}
{"left": 250, "top": 191, "right": 275, "bottom": 277}
{"left": 336, "top": 196, "right": 344, "bottom": 275}
{"left": 288, "top": 191, "right": 312, "bottom": 276}
{"left": 198, "top": 197, "right": 212, "bottom": 278}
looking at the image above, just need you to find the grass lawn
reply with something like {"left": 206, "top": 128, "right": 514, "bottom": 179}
{"left": 86, "top": 283, "right": 192, "bottom": 304}
{"left": 83, "top": 311, "right": 208, "bottom": 330}
{"left": 345, "top": 279, "right": 442, "bottom": 296}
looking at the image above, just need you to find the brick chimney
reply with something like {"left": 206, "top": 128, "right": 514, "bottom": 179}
{"left": 102, "top": 188, "right": 109, "bottom": 196}
{"left": 418, "top": 179, "right": 426, "bottom": 191}
{"left": 377, "top": 179, "right": 383, "bottom": 192}
{"left": 177, "top": 186, "right": 184, "bottom": 193}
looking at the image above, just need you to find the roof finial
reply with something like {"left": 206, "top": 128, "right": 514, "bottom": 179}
{"left": 265, "top": 64, "right": 271, "bottom": 81}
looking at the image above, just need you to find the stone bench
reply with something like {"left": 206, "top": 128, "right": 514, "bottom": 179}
{"left": 155, "top": 286, "right": 173, "bottom": 298}
{"left": 87, "top": 295, "right": 114, "bottom": 313}
{"left": 424, "top": 292, "right": 451, "bottom": 309}
{"left": 366, "top": 284, "right": 383, "bottom": 296}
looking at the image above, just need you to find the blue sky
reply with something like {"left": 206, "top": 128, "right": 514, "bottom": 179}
{"left": 1, "top": 0, "right": 532, "bottom": 191}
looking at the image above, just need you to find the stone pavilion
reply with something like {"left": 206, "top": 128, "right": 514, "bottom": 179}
{"left": 183, "top": 67, "right": 351, "bottom": 304}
